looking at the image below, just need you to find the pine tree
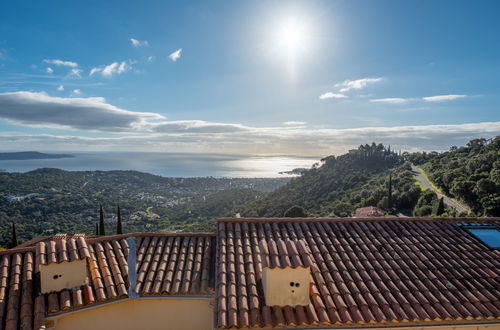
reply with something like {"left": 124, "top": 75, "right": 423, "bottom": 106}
{"left": 116, "top": 204, "right": 123, "bottom": 235}
{"left": 99, "top": 204, "right": 105, "bottom": 236}
{"left": 10, "top": 223, "right": 18, "bottom": 248}
{"left": 387, "top": 174, "right": 393, "bottom": 210}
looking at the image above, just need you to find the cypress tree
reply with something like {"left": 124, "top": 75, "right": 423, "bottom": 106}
{"left": 387, "top": 174, "right": 393, "bottom": 210}
{"left": 99, "top": 204, "right": 105, "bottom": 236}
{"left": 435, "top": 197, "right": 445, "bottom": 216}
{"left": 95, "top": 222, "right": 99, "bottom": 236}
{"left": 116, "top": 204, "right": 123, "bottom": 235}
{"left": 10, "top": 223, "right": 18, "bottom": 248}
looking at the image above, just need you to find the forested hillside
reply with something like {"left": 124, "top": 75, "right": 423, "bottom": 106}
{"left": 0, "top": 169, "right": 287, "bottom": 247}
{"left": 240, "top": 143, "right": 420, "bottom": 217}
{"left": 408, "top": 136, "right": 499, "bottom": 216}
{"left": 1, "top": 137, "right": 497, "bottom": 248}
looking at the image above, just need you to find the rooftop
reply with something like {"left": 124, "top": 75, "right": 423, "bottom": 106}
{"left": 216, "top": 217, "right": 500, "bottom": 328}
{"left": 0, "top": 217, "right": 498, "bottom": 330}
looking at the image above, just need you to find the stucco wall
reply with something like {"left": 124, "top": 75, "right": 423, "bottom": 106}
{"left": 48, "top": 297, "right": 213, "bottom": 330}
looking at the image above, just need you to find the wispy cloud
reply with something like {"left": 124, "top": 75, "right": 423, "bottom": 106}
{"left": 147, "top": 56, "right": 156, "bottom": 62}
{"left": 46, "top": 67, "right": 53, "bottom": 74}
{"left": 283, "top": 121, "right": 306, "bottom": 126}
{"left": 57, "top": 85, "right": 64, "bottom": 91}
{"left": 90, "top": 61, "right": 132, "bottom": 78}
{"left": 68, "top": 68, "right": 82, "bottom": 78}
{"left": 319, "top": 92, "right": 347, "bottom": 100}
{"left": 370, "top": 97, "right": 409, "bottom": 104}
{"left": 168, "top": 48, "right": 182, "bottom": 62}
{"left": 1, "top": 91, "right": 497, "bottom": 156}
{"left": 130, "top": 38, "right": 149, "bottom": 48}
{"left": 71, "top": 89, "right": 81, "bottom": 96}
{"left": 422, "top": 94, "right": 467, "bottom": 102}
{"left": 336, "top": 78, "right": 382, "bottom": 93}
{"left": 43, "top": 59, "right": 78, "bottom": 68}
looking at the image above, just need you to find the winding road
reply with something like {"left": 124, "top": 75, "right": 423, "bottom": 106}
{"left": 411, "top": 164, "right": 470, "bottom": 214}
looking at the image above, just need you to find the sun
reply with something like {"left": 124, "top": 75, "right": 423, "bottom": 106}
{"left": 277, "top": 18, "right": 307, "bottom": 55}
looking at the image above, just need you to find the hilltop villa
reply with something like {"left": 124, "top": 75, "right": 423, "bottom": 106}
{"left": 0, "top": 217, "right": 499, "bottom": 330}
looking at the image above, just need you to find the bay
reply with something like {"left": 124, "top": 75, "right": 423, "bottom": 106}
{"left": 0, "top": 152, "right": 319, "bottom": 178}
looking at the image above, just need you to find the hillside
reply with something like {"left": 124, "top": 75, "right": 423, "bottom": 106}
{"left": 408, "top": 136, "right": 499, "bottom": 216}
{"left": 0, "top": 169, "right": 288, "bottom": 247}
{"left": 0, "top": 151, "right": 74, "bottom": 160}
{"left": 240, "top": 137, "right": 499, "bottom": 218}
{"left": 240, "top": 143, "right": 419, "bottom": 217}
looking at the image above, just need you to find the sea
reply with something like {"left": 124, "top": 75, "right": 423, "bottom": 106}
{"left": 0, "top": 152, "right": 320, "bottom": 178}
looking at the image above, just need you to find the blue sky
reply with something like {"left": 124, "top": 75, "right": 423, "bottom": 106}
{"left": 0, "top": 0, "right": 499, "bottom": 155}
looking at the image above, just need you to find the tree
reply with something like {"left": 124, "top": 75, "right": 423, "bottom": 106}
{"left": 95, "top": 222, "right": 99, "bottom": 236}
{"left": 99, "top": 204, "right": 105, "bottom": 236}
{"left": 116, "top": 204, "right": 123, "bottom": 235}
{"left": 284, "top": 205, "right": 307, "bottom": 218}
{"left": 10, "top": 223, "right": 18, "bottom": 248}
{"left": 434, "top": 197, "right": 445, "bottom": 216}
{"left": 387, "top": 174, "right": 393, "bottom": 210}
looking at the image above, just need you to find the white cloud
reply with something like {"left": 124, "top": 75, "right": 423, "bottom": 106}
{"left": 71, "top": 89, "right": 81, "bottom": 95}
{"left": 68, "top": 68, "right": 82, "bottom": 78}
{"left": 57, "top": 85, "right": 64, "bottom": 91}
{"left": 130, "top": 38, "right": 149, "bottom": 48}
{"left": 319, "top": 92, "right": 347, "bottom": 100}
{"left": 43, "top": 59, "right": 78, "bottom": 68}
{"left": 0, "top": 91, "right": 497, "bottom": 156}
{"left": 90, "top": 61, "right": 131, "bottom": 78}
{"left": 168, "top": 48, "right": 182, "bottom": 62}
{"left": 283, "top": 121, "right": 306, "bottom": 126}
{"left": 46, "top": 67, "right": 53, "bottom": 74}
{"left": 422, "top": 94, "right": 467, "bottom": 102}
{"left": 0, "top": 120, "right": 497, "bottom": 156}
{"left": 336, "top": 78, "right": 382, "bottom": 93}
{"left": 370, "top": 98, "right": 409, "bottom": 104}
{"left": 147, "top": 56, "right": 156, "bottom": 62}
{"left": 0, "top": 91, "right": 164, "bottom": 132}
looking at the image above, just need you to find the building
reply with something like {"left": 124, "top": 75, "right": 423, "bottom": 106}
{"left": 0, "top": 217, "right": 499, "bottom": 329}
{"left": 355, "top": 206, "right": 386, "bottom": 217}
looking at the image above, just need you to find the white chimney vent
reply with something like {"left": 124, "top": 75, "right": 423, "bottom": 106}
{"left": 262, "top": 266, "right": 311, "bottom": 307}
{"left": 36, "top": 237, "right": 90, "bottom": 293}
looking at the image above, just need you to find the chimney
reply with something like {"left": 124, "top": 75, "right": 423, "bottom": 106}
{"left": 262, "top": 266, "right": 311, "bottom": 307}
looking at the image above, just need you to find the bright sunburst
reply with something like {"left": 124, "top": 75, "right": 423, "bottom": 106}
{"left": 276, "top": 18, "right": 307, "bottom": 56}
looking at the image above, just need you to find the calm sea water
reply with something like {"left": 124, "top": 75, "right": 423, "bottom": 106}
{"left": 0, "top": 152, "right": 319, "bottom": 178}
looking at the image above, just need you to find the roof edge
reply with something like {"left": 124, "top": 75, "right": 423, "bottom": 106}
{"left": 217, "top": 216, "right": 500, "bottom": 223}
{"left": 0, "top": 231, "right": 216, "bottom": 256}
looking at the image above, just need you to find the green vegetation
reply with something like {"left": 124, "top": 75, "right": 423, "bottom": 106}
{"left": 99, "top": 204, "right": 105, "bottom": 236}
{"left": 10, "top": 223, "right": 18, "bottom": 249}
{"left": 240, "top": 143, "right": 419, "bottom": 217}
{"left": 1, "top": 136, "right": 497, "bottom": 248}
{"left": 116, "top": 205, "right": 123, "bottom": 235}
{"left": 407, "top": 136, "right": 499, "bottom": 216}
{"left": 284, "top": 205, "right": 307, "bottom": 217}
{"left": 0, "top": 169, "right": 288, "bottom": 247}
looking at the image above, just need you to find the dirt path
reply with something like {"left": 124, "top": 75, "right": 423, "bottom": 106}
{"left": 411, "top": 164, "right": 470, "bottom": 214}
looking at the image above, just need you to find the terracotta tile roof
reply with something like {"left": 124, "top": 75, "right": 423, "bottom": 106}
{"left": 36, "top": 236, "right": 90, "bottom": 266}
{"left": 0, "top": 232, "right": 215, "bottom": 330}
{"left": 355, "top": 207, "right": 386, "bottom": 217}
{"left": 216, "top": 218, "right": 500, "bottom": 328}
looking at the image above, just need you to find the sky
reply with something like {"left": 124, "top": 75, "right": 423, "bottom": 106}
{"left": 0, "top": 0, "right": 499, "bottom": 156}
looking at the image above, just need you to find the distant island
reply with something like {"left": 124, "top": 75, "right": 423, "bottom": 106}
{"left": 0, "top": 151, "right": 75, "bottom": 161}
